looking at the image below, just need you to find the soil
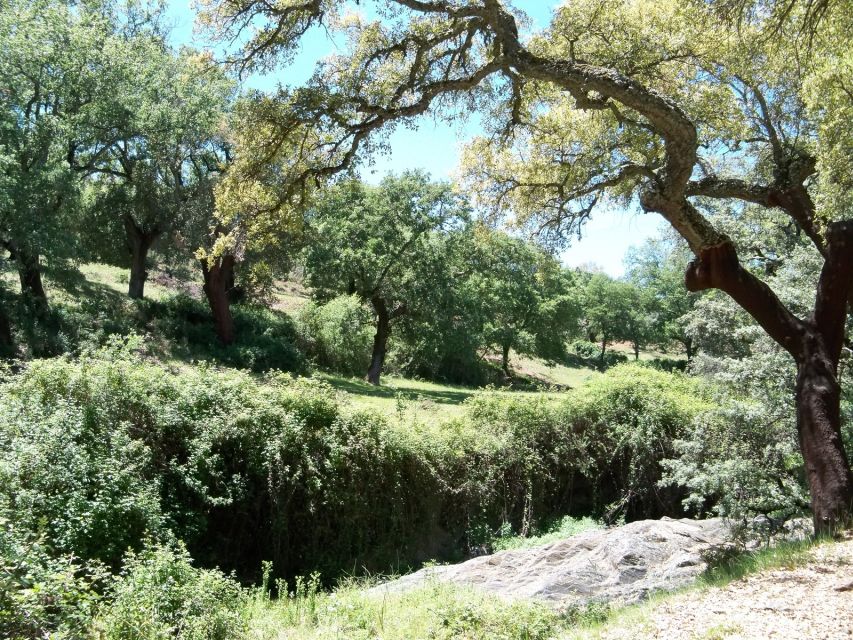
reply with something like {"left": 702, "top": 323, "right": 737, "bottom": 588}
{"left": 594, "top": 538, "right": 853, "bottom": 640}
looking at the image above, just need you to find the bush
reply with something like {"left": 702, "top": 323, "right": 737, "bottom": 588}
{"left": 570, "top": 339, "right": 600, "bottom": 360}
{"left": 95, "top": 542, "right": 247, "bottom": 640}
{"left": 0, "top": 519, "right": 106, "bottom": 640}
{"left": 0, "top": 351, "right": 709, "bottom": 585}
{"left": 662, "top": 397, "right": 810, "bottom": 522}
{"left": 600, "top": 350, "right": 629, "bottom": 369}
{"left": 154, "top": 295, "right": 304, "bottom": 372}
{"left": 296, "top": 295, "right": 373, "bottom": 376}
{"left": 564, "top": 364, "right": 711, "bottom": 520}
{"left": 0, "top": 348, "right": 166, "bottom": 566}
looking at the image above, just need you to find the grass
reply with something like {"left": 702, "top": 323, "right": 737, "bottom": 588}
{"left": 319, "top": 372, "right": 574, "bottom": 424}
{"left": 246, "top": 576, "right": 578, "bottom": 640}
{"left": 491, "top": 516, "right": 603, "bottom": 552}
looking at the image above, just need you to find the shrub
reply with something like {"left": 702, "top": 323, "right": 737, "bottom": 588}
{"left": 0, "top": 518, "right": 106, "bottom": 640}
{"left": 570, "top": 339, "right": 600, "bottom": 360}
{"left": 0, "top": 351, "right": 709, "bottom": 586}
{"left": 0, "top": 350, "right": 166, "bottom": 566}
{"left": 564, "top": 364, "right": 711, "bottom": 520}
{"left": 296, "top": 295, "right": 373, "bottom": 376}
{"left": 95, "top": 542, "right": 247, "bottom": 640}
{"left": 662, "top": 397, "right": 810, "bottom": 522}
{"left": 600, "top": 350, "right": 629, "bottom": 369}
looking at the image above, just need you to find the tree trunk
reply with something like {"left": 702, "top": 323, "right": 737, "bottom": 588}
{"left": 124, "top": 216, "right": 159, "bottom": 300}
{"left": 16, "top": 249, "right": 47, "bottom": 310}
{"left": 633, "top": 341, "right": 640, "bottom": 360}
{"left": 501, "top": 343, "right": 511, "bottom": 377}
{"left": 366, "top": 296, "right": 390, "bottom": 386}
{"left": 795, "top": 334, "right": 853, "bottom": 533}
{"left": 684, "top": 336, "right": 694, "bottom": 362}
{"left": 599, "top": 335, "right": 607, "bottom": 368}
{"left": 684, "top": 231, "right": 853, "bottom": 532}
{"left": 201, "top": 254, "right": 236, "bottom": 346}
{"left": 0, "top": 303, "right": 12, "bottom": 351}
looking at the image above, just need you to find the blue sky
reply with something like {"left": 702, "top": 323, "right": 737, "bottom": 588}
{"left": 164, "top": 0, "right": 663, "bottom": 276}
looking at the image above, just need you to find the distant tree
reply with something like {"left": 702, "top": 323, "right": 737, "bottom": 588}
{"left": 468, "top": 228, "right": 578, "bottom": 377}
{"left": 304, "top": 172, "right": 465, "bottom": 385}
{"left": 79, "top": 44, "right": 235, "bottom": 299}
{"left": 626, "top": 236, "right": 700, "bottom": 360}
{"left": 578, "top": 273, "right": 649, "bottom": 365}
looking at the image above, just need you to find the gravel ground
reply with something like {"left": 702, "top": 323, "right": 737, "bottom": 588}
{"left": 589, "top": 538, "right": 853, "bottom": 640}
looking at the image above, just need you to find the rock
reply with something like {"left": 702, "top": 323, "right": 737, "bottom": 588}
{"left": 369, "top": 517, "right": 732, "bottom": 609}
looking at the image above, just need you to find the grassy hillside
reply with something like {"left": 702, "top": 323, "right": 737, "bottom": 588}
{"left": 1, "top": 260, "right": 616, "bottom": 424}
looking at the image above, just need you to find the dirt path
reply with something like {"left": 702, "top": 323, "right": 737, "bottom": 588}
{"left": 586, "top": 539, "right": 853, "bottom": 640}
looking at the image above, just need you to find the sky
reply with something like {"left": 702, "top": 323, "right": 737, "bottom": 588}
{"left": 163, "top": 0, "right": 663, "bottom": 276}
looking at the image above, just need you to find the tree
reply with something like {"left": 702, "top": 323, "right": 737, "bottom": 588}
{"left": 0, "top": 0, "right": 104, "bottom": 308}
{"left": 79, "top": 44, "right": 235, "bottom": 299}
{"left": 303, "top": 172, "right": 465, "bottom": 385}
{"left": 578, "top": 273, "right": 638, "bottom": 366}
{"left": 203, "top": 0, "right": 853, "bottom": 530}
{"left": 626, "top": 235, "right": 700, "bottom": 360}
{"left": 468, "top": 227, "right": 578, "bottom": 376}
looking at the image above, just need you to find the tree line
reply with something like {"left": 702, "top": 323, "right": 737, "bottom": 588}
{"left": 0, "top": 0, "right": 698, "bottom": 386}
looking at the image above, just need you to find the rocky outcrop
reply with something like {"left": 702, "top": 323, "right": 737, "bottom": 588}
{"left": 370, "top": 518, "right": 732, "bottom": 608}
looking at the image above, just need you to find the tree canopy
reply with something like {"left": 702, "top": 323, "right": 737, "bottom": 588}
{"left": 198, "top": 0, "right": 853, "bottom": 530}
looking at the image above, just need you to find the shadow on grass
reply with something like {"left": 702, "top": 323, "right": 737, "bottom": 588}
{"left": 2, "top": 263, "right": 305, "bottom": 373}
{"left": 321, "top": 375, "right": 475, "bottom": 406}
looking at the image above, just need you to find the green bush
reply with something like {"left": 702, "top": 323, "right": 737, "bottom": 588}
{"left": 0, "top": 351, "right": 708, "bottom": 586}
{"left": 154, "top": 294, "right": 304, "bottom": 372}
{"left": 95, "top": 542, "right": 247, "bottom": 640}
{"left": 662, "top": 397, "right": 810, "bottom": 522}
{"left": 0, "top": 519, "right": 106, "bottom": 640}
{"left": 0, "top": 349, "right": 166, "bottom": 566}
{"left": 600, "top": 350, "right": 629, "bottom": 369}
{"left": 570, "top": 339, "right": 600, "bottom": 360}
{"left": 296, "top": 295, "right": 373, "bottom": 376}
{"left": 565, "top": 364, "right": 711, "bottom": 520}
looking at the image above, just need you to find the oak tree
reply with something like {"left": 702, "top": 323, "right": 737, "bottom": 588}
{"left": 202, "top": 0, "right": 853, "bottom": 529}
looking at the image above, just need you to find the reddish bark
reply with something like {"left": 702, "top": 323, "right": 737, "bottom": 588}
{"left": 201, "top": 254, "right": 236, "bottom": 346}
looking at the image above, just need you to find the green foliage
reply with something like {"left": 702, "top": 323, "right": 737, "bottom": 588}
{"left": 464, "top": 227, "right": 579, "bottom": 373}
{"left": 0, "top": 519, "right": 106, "bottom": 640}
{"left": 0, "top": 351, "right": 706, "bottom": 584}
{"left": 303, "top": 172, "right": 469, "bottom": 382}
{"left": 296, "top": 295, "right": 373, "bottom": 375}
{"left": 95, "top": 542, "right": 248, "bottom": 640}
{"left": 490, "top": 515, "right": 602, "bottom": 552}
{"left": 248, "top": 577, "right": 569, "bottom": 640}
{"left": 566, "top": 364, "right": 712, "bottom": 520}
{"left": 570, "top": 339, "right": 601, "bottom": 360}
{"left": 0, "top": 354, "right": 166, "bottom": 566}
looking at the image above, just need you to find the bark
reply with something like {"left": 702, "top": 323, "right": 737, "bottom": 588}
{"left": 16, "top": 249, "right": 48, "bottom": 310}
{"left": 684, "top": 336, "right": 694, "bottom": 362}
{"left": 124, "top": 216, "right": 160, "bottom": 300}
{"left": 201, "top": 254, "right": 236, "bottom": 346}
{"left": 366, "top": 296, "right": 390, "bottom": 386}
{"left": 501, "top": 343, "right": 511, "bottom": 377}
{"left": 599, "top": 335, "right": 608, "bottom": 368}
{"left": 0, "top": 303, "right": 12, "bottom": 350}
{"left": 795, "top": 333, "right": 853, "bottom": 532}
{"left": 633, "top": 343, "right": 640, "bottom": 360}
{"left": 683, "top": 222, "right": 853, "bottom": 532}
